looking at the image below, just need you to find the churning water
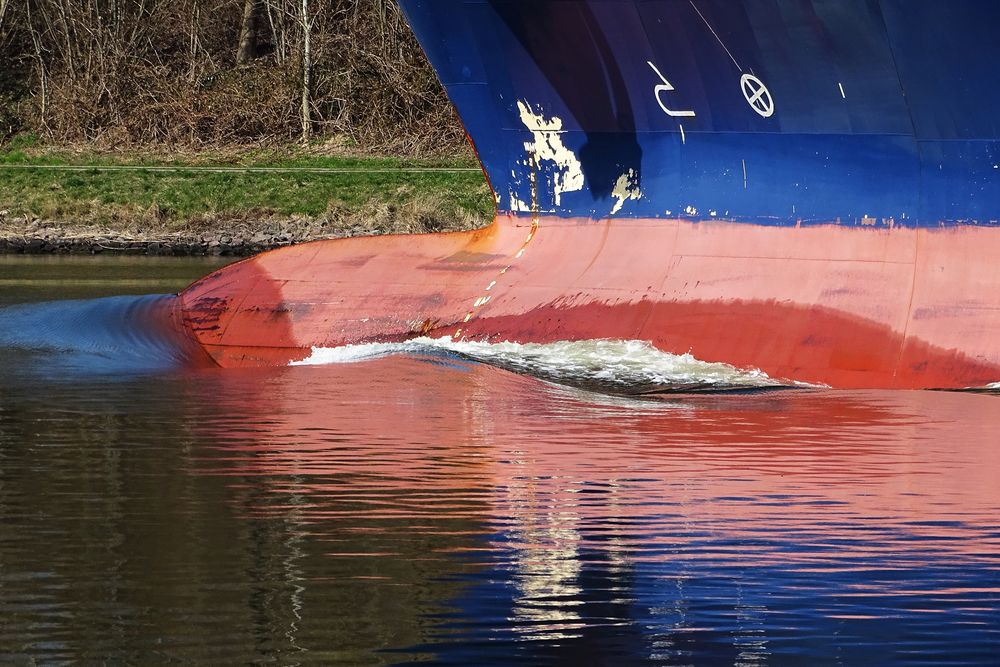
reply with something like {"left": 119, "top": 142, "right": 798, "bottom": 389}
{"left": 0, "top": 256, "right": 998, "bottom": 665}
{"left": 292, "top": 337, "right": 781, "bottom": 394}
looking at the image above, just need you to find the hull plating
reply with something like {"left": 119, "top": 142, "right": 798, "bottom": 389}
{"left": 180, "top": 216, "right": 1000, "bottom": 389}
{"left": 180, "top": 1, "right": 1000, "bottom": 388}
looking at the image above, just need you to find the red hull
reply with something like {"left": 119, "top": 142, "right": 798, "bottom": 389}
{"left": 179, "top": 216, "right": 1000, "bottom": 390}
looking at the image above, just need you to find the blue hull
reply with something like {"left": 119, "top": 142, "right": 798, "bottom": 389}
{"left": 399, "top": 0, "right": 1000, "bottom": 227}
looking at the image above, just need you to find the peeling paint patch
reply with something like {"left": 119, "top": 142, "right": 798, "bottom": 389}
{"left": 509, "top": 192, "right": 532, "bottom": 212}
{"left": 516, "top": 101, "right": 585, "bottom": 206}
{"left": 610, "top": 169, "right": 642, "bottom": 215}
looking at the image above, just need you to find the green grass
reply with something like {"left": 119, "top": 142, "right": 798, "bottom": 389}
{"left": 0, "top": 141, "right": 494, "bottom": 231}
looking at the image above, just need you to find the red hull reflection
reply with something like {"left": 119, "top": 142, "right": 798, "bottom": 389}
{"left": 193, "top": 357, "right": 1000, "bottom": 566}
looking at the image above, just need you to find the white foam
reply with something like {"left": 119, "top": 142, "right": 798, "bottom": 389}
{"left": 291, "top": 337, "right": 778, "bottom": 392}
{"left": 289, "top": 340, "right": 416, "bottom": 365}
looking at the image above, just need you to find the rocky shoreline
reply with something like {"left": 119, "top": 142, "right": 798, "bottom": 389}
{"left": 0, "top": 230, "right": 311, "bottom": 257}
{"left": 0, "top": 213, "right": 473, "bottom": 256}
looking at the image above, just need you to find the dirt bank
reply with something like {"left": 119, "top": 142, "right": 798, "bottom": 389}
{"left": 0, "top": 206, "right": 486, "bottom": 257}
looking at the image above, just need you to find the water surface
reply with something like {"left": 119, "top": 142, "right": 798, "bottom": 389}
{"left": 0, "top": 257, "right": 997, "bottom": 665}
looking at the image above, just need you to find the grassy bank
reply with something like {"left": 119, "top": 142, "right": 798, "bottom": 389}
{"left": 0, "top": 142, "right": 495, "bottom": 252}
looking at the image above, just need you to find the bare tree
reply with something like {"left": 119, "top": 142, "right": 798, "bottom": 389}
{"left": 0, "top": 0, "right": 9, "bottom": 29}
{"left": 26, "top": 7, "right": 49, "bottom": 135}
{"left": 300, "top": 0, "right": 311, "bottom": 143}
{"left": 263, "top": 0, "right": 290, "bottom": 63}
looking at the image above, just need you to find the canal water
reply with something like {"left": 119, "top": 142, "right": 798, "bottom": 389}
{"left": 0, "top": 255, "right": 998, "bottom": 665}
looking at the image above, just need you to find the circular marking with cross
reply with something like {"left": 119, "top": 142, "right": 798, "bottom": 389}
{"left": 740, "top": 73, "right": 774, "bottom": 118}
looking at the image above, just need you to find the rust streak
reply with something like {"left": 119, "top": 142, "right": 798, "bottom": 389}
{"left": 451, "top": 157, "right": 542, "bottom": 341}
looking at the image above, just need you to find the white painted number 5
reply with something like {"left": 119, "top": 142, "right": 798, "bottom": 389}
{"left": 647, "top": 61, "right": 696, "bottom": 118}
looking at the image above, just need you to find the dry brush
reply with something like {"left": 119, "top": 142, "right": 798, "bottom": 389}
{"left": 0, "top": 0, "right": 463, "bottom": 152}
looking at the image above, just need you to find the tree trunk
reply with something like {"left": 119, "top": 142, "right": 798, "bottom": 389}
{"left": 236, "top": 0, "right": 257, "bottom": 65}
{"left": 300, "top": 0, "right": 311, "bottom": 143}
{"left": 0, "top": 0, "right": 9, "bottom": 29}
